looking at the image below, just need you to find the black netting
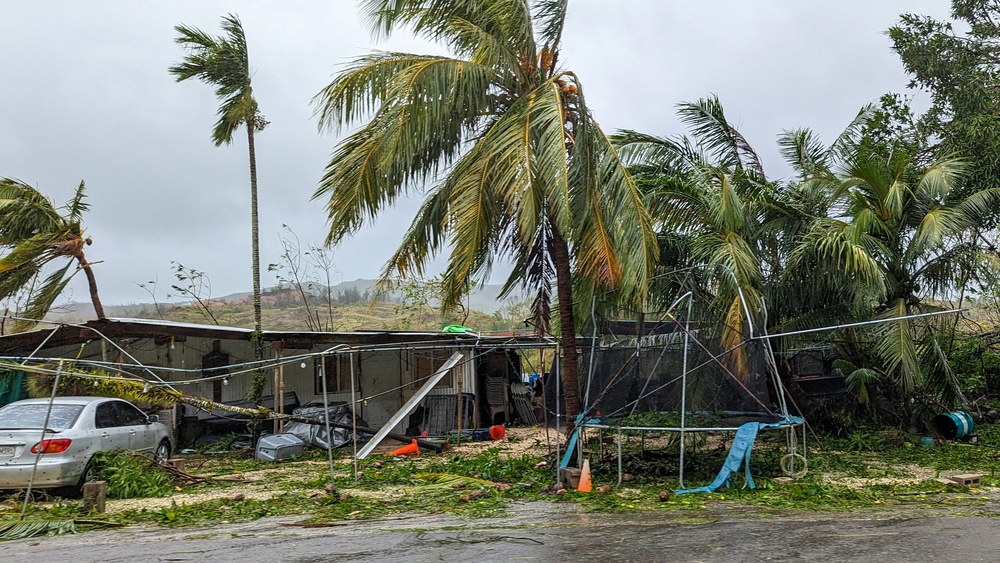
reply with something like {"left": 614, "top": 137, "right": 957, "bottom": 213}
{"left": 543, "top": 335, "right": 782, "bottom": 422}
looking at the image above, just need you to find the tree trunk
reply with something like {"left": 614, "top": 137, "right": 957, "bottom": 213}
{"left": 247, "top": 122, "right": 265, "bottom": 404}
{"left": 76, "top": 253, "right": 105, "bottom": 320}
{"left": 247, "top": 122, "right": 262, "bottom": 336}
{"left": 551, "top": 230, "right": 581, "bottom": 420}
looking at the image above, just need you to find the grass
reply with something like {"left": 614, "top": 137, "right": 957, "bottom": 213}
{"left": 2, "top": 423, "right": 1000, "bottom": 536}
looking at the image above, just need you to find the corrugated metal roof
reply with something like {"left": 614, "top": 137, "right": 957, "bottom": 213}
{"left": 0, "top": 317, "right": 552, "bottom": 354}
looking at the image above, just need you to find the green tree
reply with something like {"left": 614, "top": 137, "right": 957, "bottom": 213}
{"left": 312, "top": 0, "right": 658, "bottom": 418}
{"left": 170, "top": 14, "right": 268, "bottom": 400}
{"left": 615, "top": 96, "right": 784, "bottom": 376}
{"left": 889, "top": 0, "right": 1000, "bottom": 207}
{"left": 782, "top": 115, "right": 999, "bottom": 411}
{"left": 0, "top": 178, "right": 104, "bottom": 332}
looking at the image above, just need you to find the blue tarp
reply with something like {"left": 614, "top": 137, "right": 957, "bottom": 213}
{"left": 676, "top": 415, "right": 805, "bottom": 495}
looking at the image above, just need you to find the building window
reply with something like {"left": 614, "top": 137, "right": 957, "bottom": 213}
{"left": 412, "top": 349, "right": 456, "bottom": 389}
{"left": 315, "top": 354, "right": 358, "bottom": 394}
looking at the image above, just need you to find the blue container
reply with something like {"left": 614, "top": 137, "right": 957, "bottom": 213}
{"left": 930, "top": 410, "right": 975, "bottom": 440}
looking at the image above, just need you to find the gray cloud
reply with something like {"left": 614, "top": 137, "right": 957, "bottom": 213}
{"left": 0, "top": 1, "right": 949, "bottom": 307}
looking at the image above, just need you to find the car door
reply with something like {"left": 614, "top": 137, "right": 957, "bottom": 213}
{"left": 115, "top": 401, "right": 153, "bottom": 453}
{"left": 94, "top": 401, "right": 129, "bottom": 451}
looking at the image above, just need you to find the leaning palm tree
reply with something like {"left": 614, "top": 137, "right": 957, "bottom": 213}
{"left": 313, "top": 0, "right": 658, "bottom": 419}
{"left": 0, "top": 178, "right": 104, "bottom": 332}
{"left": 170, "top": 14, "right": 268, "bottom": 399}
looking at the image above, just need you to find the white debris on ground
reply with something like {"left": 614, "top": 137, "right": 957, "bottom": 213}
{"left": 102, "top": 425, "right": 557, "bottom": 514}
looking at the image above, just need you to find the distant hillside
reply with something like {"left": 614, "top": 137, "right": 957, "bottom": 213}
{"left": 44, "top": 279, "right": 533, "bottom": 333}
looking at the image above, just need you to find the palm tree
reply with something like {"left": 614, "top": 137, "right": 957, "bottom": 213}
{"left": 170, "top": 14, "right": 268, "bottom": 398}
{"left": 0, "top": 178, "right": 104, "bottom": 332}
{"left": 783, "top": 118, "right": 999, "bottom": 410}
{"left": 312, "top": 0, "right": 658, "bottom": 419}
{"left": 614, "top": 97, "right": 780, "bottom": 376}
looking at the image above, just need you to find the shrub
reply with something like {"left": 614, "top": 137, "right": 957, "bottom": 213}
{"left": 92, "top": 450, "right": 173, "bottom": 499}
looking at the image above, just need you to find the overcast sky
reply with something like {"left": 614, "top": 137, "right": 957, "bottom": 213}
{"left": 0, "top": 1, "right": 952, "bottom": 309}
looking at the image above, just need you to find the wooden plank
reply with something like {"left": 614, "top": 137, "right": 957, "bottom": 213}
{"left": 82, "top": 481, "right": 106, "bottom": 513}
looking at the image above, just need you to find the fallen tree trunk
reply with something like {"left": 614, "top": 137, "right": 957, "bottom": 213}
{"left": 3, "top": 361, "right": 446, "bottom": 452}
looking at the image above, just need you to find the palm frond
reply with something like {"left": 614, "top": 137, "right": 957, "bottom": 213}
{"left": 535, "top": 0, "right": 569, "bottom": 49}
{"left": 676, "top": 95, "right": 764, "bottom": 176}
{"left": 844, "top": 367, "right": 881, "bottom": 405}
{"left": 0, "top": 178, "right": 63, "bottom": 243}
{"left": 777, "top": 128, "right": 830, "bottom": 179}
{"left": 569, "top": 104, "right": 657, "bottom": 303}
{"left": 413, "top": 472, "right": 496, "bottom": 489}
{"left": 0, "top": 233, "right": 60, "bottom": 274}
{"left": 314, "top": 56, "right": 496, "bottom": 245}
{"left": 359, "top": 0, "right": 536, "bottom": 64}
{"left": 170, "top": 14, "right": 254, "bottom": 146}
{"left": 0, "top": 520, "right": 76, "bottom": 541}
{"left": 828, "top": 104, "right": 873, "bottom": 163}
{"left": 875, "top": 299, "right": 922, "bottom": 396}
{"left": 65, "top": 181, "right": 89, "bottom": 223}
{"left": 12, "top": 262, "right": 76, "bottom": 332}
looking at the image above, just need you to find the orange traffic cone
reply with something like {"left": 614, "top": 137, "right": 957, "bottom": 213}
{"left": 578, "top": 459, "right": 593, "bottom": 492}
{"left": 390, "top": 439, "right": 420, "bottom": 456}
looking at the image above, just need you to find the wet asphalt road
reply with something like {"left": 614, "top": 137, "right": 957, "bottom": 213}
{"left": 4, "top": 502, "right": 1000, "bottom": 562}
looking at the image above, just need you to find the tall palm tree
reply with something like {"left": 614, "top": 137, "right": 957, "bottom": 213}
{"left": 170, "top": 14, "right": 268, "bottom": 398}
{"left": 0, "top": 178, "right": 104, "bottom": 332}
{"left": 312, "top": 0, "right": 658, "bottom": 419}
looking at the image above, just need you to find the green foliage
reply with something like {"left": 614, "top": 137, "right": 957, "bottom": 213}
{"left": 390, "top": 276, "right": 474, "bottom": 330}
{"left": 144, "top": 496, "right": 312, "bottom": 527}
{"left": 890, "top": 1, "right": 1000, "bottom": 208}
{"left": 92, "top": 450, "right": 174, "bottom": 499}
{"left": 949, "top": 336, "right": 1000, "bottom": 395}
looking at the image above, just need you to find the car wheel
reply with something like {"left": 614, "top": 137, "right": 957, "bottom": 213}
{"left": 154, "top": 439, "right": 171, "bottom": 465}
{"left": 54, "top": 460, "right": 95, "bottom": 499}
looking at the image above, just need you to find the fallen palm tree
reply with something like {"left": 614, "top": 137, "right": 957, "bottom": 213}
{"left": 3, "top": 360, "right": 445, "bottom": 452}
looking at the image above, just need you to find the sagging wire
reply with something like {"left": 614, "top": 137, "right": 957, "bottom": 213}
{"left": 3, "top": 324, "right": 558, "bottom": 420}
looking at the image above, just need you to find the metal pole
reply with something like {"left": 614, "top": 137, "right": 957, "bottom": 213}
{"left": 678, "top": 295, "right": 692, "bottom": 489}
{"left": 583, "top": 296, "right": 598, "bottom": 410}
{"left": 22, "top": 360, "right": 63, "bottom": 519}
{"left": 554, "top": 342, "right": 561, "bottom": 482}
{"left": 617, "top": 426, "right": 623, "bottom": 486}
{"left": 350, "top": 352, "right": 359, "bottom": 486}
{"left": 455, "top": 361, "right": 463, "bottom": 446}
{"left": 320, "top": 356, "right": 339, "bottom": 501}
{"left": 750, "top": 309, "right": 964, "bottom": 340}
{"left": 278, "top": 350, "right": 285, "bottom": 433}
{"left": 759, "top": 298, "right": 789, "bottom": 417}
{"left": 272, "top": 359, "right": 279, "bottom": 434}
{"left": 541, "top": 353, "right": 551, "bottom": 456}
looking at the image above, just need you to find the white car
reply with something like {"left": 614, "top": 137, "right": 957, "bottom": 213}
{"left": 0, "top": 397, "right": 172, "bottom": 494}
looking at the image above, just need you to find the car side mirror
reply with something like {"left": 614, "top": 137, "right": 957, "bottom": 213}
{"left": 146, "top": 415, "right": 159, "bottom": 424}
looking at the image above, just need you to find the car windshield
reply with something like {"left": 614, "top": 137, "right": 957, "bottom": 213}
{"left": 0, "top": 404, "right": 85, "bottom": 431}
